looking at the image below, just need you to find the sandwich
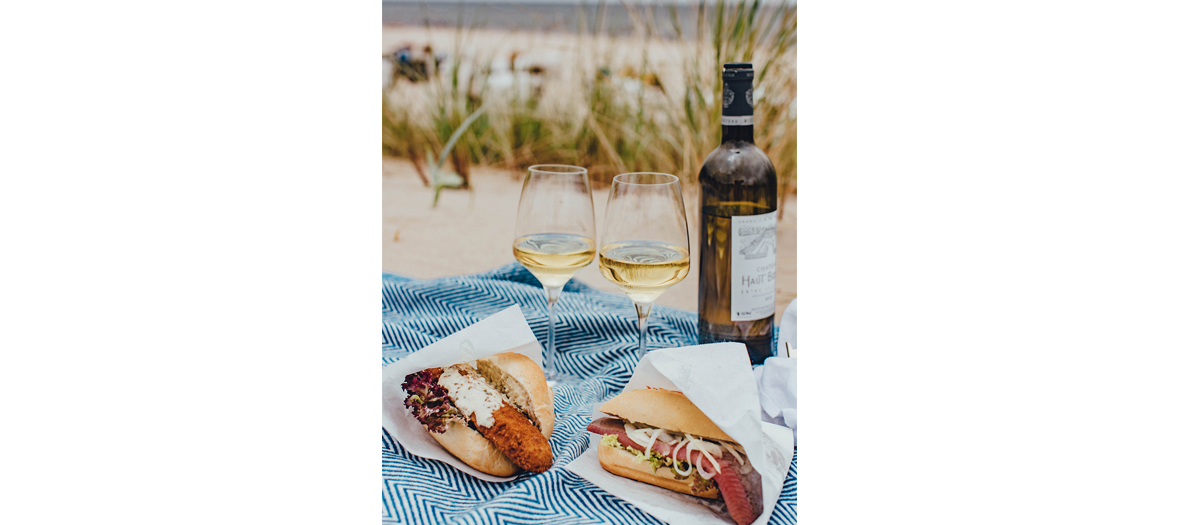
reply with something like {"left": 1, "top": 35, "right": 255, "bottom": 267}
{"left": 401, "top": 352, "right": 554, "bottom": 475}
{"left": 587, "top": 388, "right": 763, "bottom": 525}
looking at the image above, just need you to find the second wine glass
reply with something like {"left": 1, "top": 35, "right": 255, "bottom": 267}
{"left": 598, "top": 173, "right": 691, "bottom": 359}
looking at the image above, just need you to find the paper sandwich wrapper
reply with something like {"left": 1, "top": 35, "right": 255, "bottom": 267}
{"left": 380, "top": 305, "right": 544, "bottom": 482}
{"left": 567, "top": 343, "right": 795, "bottom": 525}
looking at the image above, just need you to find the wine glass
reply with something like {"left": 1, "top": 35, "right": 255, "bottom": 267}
{"left": 598, "top": 173, "right": 691, "bottom": 359}
{"left": 513, "top": 165, "right": 596, "bottom": 383}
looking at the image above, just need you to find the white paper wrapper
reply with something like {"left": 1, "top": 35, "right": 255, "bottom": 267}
{"left": 380, "top": 305, "right": 544, "bottom": 482}
{"left": 755, "top": 357, "right": 798, "bottom": 445}
{"left": 567, "top": 343, "right": 796, "bottom": 525}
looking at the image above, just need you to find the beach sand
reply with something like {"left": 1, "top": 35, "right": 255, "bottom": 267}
{"left": 383, "top": 157, "right": 796, "bottom": 315}
{"left": 382, "top": 25, "right": 743, "bottom": 98}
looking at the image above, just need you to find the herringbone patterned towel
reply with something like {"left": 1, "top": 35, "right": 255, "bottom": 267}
{"left": 382, "top": 264, "right": 798, "bottom": 524}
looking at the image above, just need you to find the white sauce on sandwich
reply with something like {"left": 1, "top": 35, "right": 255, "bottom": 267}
{"left": 437, "top": 366, "right": 504, "bottom": 428}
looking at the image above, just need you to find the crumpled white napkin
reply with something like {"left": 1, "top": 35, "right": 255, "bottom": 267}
{"left": 753, "top": 298, "right": 797, "bottom": 445}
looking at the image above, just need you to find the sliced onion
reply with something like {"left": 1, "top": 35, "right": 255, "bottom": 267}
{"left": 644, "top": 428, "right": 663, "bottom": 458}
{"left": 721, "top": 441, "right": 744, "bottom": 466}
{"left": 671, "top": 439, "right": 692, "bottom": 476}
{"left": 624, "top": 423, "right": 652, "bottom": 450}
{"left": 683, "top": 434, "right": 722, "bottom": 478}
{"left": 694, "top": 449, "right": 715, "bottom": 479}
{"left": 699, "top": 440, "right": 723, "bottom": 457}
{"left": 679, "top": 435, "right": 710, "bottom": 480}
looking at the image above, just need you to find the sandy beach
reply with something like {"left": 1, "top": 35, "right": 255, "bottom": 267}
{"left": 383, "top": 25, "right": 696, "bottom": 76}
{"left": 383, "top": 157, "right": 796, "bottom": 315}
{"left": 381, "top": 24, "right": 794, "bottom": 108}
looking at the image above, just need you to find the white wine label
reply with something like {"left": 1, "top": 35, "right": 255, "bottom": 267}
{"left": 731, "top": 211, "right": 776, "bottom": 321}
{"left": 721, "top": 115, "right": 754, "bottom": 126}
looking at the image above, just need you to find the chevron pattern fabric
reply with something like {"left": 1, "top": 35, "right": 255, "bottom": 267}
{"left": 383, "top": 264, "right": 797, "bottom": 524}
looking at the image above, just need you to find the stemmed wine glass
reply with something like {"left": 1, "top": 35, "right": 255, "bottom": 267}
{"left": 513, "top": 165, "right": 596, "bottom": 383}
{"left": 598, "top": 173, "right": 691, "bottom": 359}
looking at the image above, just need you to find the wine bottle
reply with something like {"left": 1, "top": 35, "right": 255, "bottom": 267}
{"left": 698, "top": 62, "right": 778, "bottom": 365}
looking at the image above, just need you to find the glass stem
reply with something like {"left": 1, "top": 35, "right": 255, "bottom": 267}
{"left": 634, "top": 301, "right": 654, "bottom": 358}
{"left": 544, "top": 286, "right": 562, "bottom": 378}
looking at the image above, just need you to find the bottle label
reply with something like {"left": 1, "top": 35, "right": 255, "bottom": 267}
{"left": 722, "top": 75, "right": 754, "bottom": 117}
{"left": 721, "top": 115, "right": 754, "bottom": 126}
{"left": 731, "top": 211, "right": 776, "bottom": 321}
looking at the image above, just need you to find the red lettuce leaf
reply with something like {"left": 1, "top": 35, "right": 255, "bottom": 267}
{"left": 401, "top": 369, "right": 462, "bottom": 433}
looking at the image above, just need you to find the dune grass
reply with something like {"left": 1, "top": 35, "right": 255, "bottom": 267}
{"left": 382, "top": 0, "right": 796, "bottom": 205}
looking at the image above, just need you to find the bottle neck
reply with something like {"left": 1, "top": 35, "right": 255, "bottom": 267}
{"left": 721, "top": 123, "right": 754, "bottom": 143}
{"left": 720, "top": 73, "right": 755, "bottom": 144}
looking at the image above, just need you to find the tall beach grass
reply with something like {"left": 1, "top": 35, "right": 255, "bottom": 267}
{"left": 382, "top": 0, "right": 797, "bottom": 206}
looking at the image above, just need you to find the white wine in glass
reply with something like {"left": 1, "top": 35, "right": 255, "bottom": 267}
{"left": 513, "top": 234, "right": 596, "bottom": 289}
{"left": 597, "top": 241, "right": 690, "bottom": 304}
{"left": 598, "top": 173, "right": 691, "bottom": 358}
{"left": 513, "top": 165, "right": 596, "bottom": 383}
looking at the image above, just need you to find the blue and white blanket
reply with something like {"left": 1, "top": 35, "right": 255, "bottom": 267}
{"left": 382, "top": 264, "right": 798, "bottom": 524}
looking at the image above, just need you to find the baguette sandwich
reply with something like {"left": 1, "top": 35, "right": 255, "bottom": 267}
{"left": 587, "top": 388, "right": 763, "bottom": 525}
{"left": 402, "top": 352, "right": 554, "bottom": 475}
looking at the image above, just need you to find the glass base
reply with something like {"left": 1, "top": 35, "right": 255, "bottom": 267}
{"left": 544, "top": 372, "right": 583, "bottom": 387}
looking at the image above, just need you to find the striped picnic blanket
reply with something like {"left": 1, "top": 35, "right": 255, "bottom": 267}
{"left": 382, "top": 263, "right": 798, "bottom": 524}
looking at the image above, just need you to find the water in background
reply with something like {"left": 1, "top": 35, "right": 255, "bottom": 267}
{"left": 383, "top": 1, "right": 708, "bottom": 39}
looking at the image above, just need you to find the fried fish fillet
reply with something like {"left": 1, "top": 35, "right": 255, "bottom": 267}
{"left": 443, "top": 365, "right": 553, "bottom": 473}
{"left": 475, "top": 403, "right": 552, "bottom": 473}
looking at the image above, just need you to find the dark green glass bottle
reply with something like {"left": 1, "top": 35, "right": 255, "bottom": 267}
{"left": 697, "top": 62, "right": 778, "bottom": 365}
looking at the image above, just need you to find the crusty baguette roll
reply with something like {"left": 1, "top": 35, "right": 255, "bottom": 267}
{"left": 597, "top": 440, "right": 721, "bottom": 499}
{"left": 430, "top": 420, "right": 521, "bottom": 477}
{"left": 419, "top": 352, "right": 554, "bottom": 476}
{"left": 477, "top": 352, "right": 555, "bottom": 438}
{"left": 599, "top": 388, "right": 733, "bottom": 443}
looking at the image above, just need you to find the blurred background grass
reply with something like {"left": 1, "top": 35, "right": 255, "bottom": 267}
{"left": 383, "top": 0, "right": 796, "bottom": 209}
